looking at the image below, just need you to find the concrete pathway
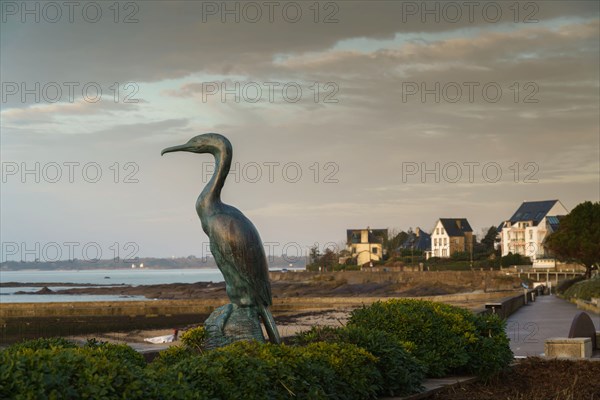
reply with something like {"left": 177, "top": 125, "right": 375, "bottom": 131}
{"left": 505, "top": 294, "right": 600, "bottom": 357}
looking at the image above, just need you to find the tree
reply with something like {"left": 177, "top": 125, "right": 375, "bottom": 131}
{"left": 308, "top": 245, "right": 321, "bottom": 266}
{"left": 480, "top": 226, "right": 498, "bottom": 254}
{"left": 545, "top": 201, "right": 600, "bottom": 279}
{"left": 320, "top": 248, "right": 338, "bottom": 272}
{"left": 500, "top": 252, "right": 531, "bottom": 267}
{"left": 385, "top": 229, "right": 409, "bottom": 256}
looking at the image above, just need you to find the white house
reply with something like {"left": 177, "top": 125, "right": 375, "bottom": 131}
{"left": 499, "top": 200, "right": 568, "bottom": 261}
{"left": 429, "top": 218, "right": 473, "bottom": 258}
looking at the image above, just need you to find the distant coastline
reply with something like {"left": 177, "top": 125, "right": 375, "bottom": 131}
{"left": 0, "top": 255, "right": 305, "bottom": 271}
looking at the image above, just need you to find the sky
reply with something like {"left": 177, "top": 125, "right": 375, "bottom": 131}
{"left": 1, "top": 1, "right": 599, "bottom": 263}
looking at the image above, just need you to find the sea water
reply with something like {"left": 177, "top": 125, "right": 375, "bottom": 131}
{"left": 0, "top": 267, "right": 301, "bottom": 303}
{"left": 0, "top": 268, "right": 225, "bottom": 303}
{"left": 0, "top": 268, "right": 225, "bottom": 286}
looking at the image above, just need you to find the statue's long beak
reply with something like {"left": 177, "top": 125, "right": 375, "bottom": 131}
{"left": 161, "top": 143, "right": 192, "bottom": 156}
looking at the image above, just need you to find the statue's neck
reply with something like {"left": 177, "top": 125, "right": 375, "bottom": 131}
{"left": 198, "top": 147, "right": 231, "bottom": 215}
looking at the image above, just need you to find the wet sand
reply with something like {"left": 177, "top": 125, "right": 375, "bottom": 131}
{"left": 9, "top": 280, "right": 477, "bottom": 300}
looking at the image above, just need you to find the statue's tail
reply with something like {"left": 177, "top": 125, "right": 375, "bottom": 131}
{"left": 259, "top": 305, "right": 281, "bottom": 344}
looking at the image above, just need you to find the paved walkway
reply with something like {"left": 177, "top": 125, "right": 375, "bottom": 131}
{"left": 505, "top": 294, "right": 600, "bottom": 357}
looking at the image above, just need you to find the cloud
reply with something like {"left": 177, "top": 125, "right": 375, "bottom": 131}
{"left": 1, "top": 99, "right": 144, "bottom": 124}
{"left": 1, "top": 2, "right": 598, "bottom": 257}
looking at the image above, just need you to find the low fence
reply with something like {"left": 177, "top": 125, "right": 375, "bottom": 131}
{"left": 480, "top": 289, "right": 537, "bottom": 319}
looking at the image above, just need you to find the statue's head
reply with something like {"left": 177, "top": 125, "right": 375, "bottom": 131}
{"left": 161, "top": 133, "right": 232, "bottom": 156}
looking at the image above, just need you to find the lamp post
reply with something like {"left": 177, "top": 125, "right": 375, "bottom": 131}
{"left": 368, "top": 227, "right": 373, "bottom": 268}
{"left": 469, "top": 237, "right": 474, "bottom": 270}
{"left": 408, "top": 228, "right": 415, "bottom": 267}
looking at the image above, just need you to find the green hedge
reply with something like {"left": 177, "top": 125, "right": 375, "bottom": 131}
{"left": 1, "top": 339, "right": 152, "bottom": 399}
{"left": 1, "top": 301, "right": 513, "bottom": 398}
{"left": 348, "top": 299, "right": 513, "bottom": 378}
{"left": 2, "top": 338, "right": 381, "bottom": 400}
{"left": 293, "top": 325, "right": 425, "bottom": 396}
{"left": 149, "top": 341, "right": 381, "bottom": 400}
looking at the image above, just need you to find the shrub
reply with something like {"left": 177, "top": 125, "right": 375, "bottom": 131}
{"left": 451, "top": 251, "right": 470, "bottom": 261}
{"left": 556, "top": 276, "right": 585, "bottom": 294}
{"left": 563, "top": 276, "right": 600, "bottom": 301}
{"left": 300, "top": 342, "right": 381, "bottom": 399}
{"left": 151, "top": 326, "right": 208, "bottom": 369}
{"left": 1, "top": 344, "right": 152, "bottom": 399}
{"left": 151, "top": 345, "right": 194, "bottom": 369}
{"left": 501, "top": 252, "right": 532, "bottom": 267}
{"left": 293, "top": 325, "right": 425, "bottom": 396}
{"left": 3, "top": 337, "right": 77, "bottom": 353}
{"left": 348, "top": 299, "right": 512, "bottom": 378}
{"left": 83, "top": 339, "right": 146, "bottom": 369}
{"left": 180, "top": 326, "right": 208, "bottom": 352}
{"left": 152, "top": 341, "right": 381, "bottom": 400}
{"left": 349, "top": 299, "right": 475, "bottom": 377}
{"left": 466, "top": 313, "right": 513, "bottom": 378}
{"left": 333, "top": 263, "right": 361, "bottom": 271}
{"left": 150, "top": 345, "right": 271, "bottom": 400}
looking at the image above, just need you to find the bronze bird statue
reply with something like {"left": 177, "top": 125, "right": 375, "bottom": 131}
{"left": 162, "top": 133, "right": 281, "bottom": 344}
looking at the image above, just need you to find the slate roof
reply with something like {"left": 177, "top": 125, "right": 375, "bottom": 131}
{"left": 508, "top": 200, "right": 559, "bottom": 226}
{"left": 401, "top": 228, "right": 431, "bottom": 251}
{"left": 546, "top": 215, "right": 563, "bottom": 231}
{"left": 438, "top": 218, "right": 473, "bottom": 237}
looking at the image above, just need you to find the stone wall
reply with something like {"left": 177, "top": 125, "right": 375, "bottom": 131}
{"left": 270, "top": 270, "right": 519, "bottom": 291}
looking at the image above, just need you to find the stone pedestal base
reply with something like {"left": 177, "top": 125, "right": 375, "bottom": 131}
{"left": 204, "top": 303, "right": 265, "bottom": 350}
{"left": 545, "top": 338, "right": 592, "bottom": 359}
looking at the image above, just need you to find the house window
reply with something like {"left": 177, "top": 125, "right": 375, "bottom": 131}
{"left": 441, "top": 228, "right": 445, "bottom": 234}
{"left": 443, "top": 238, "right": 447, "bottom": 245}
{"left": 442, "top": 249, "right": 447, "bottom": 257}
{"left": 529, "top": 231, "right": 533, "bottom": 239}
{"left": 436, "top": 228, "right": 439, "bottom": 235}
{"left": 434, "top": 238, "right": 438, "bottom": 246}
{"left": 372, "top": 247, "right": 378, "bottom": 254}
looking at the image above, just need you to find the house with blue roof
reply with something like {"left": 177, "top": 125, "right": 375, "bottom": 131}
{"left": 498, "top": 200, "right": 568, "bottom": 261}
{"left": 400, "top": 227, "right": 431, "bottom": 252}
